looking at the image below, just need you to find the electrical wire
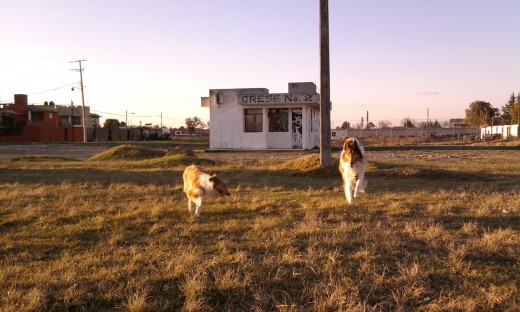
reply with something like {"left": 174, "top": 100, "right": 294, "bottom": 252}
{"left": 0, "top": 82, "right": 78, "bottom": 103}
{"left": 0, "top": 49, "right": 70, "bottom": 61}
{"left": 29, "top": 83, "right": 77, "bottom": 96}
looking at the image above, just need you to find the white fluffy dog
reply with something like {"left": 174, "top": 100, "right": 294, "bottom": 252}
{"left": 183, "top": 165, "right": 230, "bottom": 217}
{"left": 339, "top": 137, "right": 367, "bottom": 204}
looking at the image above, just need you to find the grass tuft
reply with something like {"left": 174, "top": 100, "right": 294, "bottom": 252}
{"left": 89, "top": 144, "right": 166, "bottom": 161}
{"left": 281, "top": 154, "right": 340, "bottom": 176}
{"left": 144, "top": 154, "right": 216, "bottom": 167}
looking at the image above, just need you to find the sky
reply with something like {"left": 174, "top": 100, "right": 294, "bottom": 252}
{"left": 1, "top": 0, "right": 519, "bottom": 128}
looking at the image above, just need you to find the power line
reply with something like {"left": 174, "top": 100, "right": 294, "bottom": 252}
{"left": 86, "top": 85, "right": 200, "bottom": 100}
{"left": 90, "top": 109, "right": 186, "bottom": 126}
{"left": 0, "top": 82, "right": 78, "bottom": 103}
{"left": 0, "top": 49, "right": 70, "bottom": 61}
{"left": 29, "top": 83, "right": 77, "bottom": 96}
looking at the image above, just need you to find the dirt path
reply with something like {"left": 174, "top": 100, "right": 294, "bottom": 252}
{"left": 1, "top": 142, "right": 515, "bottom": 162}
{"left": 0, "top": 143, "right": 110, "bottom": 160}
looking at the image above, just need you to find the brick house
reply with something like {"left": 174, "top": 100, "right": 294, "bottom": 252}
{"left": 0, "top": 94, "right": 99, "bottom": 142}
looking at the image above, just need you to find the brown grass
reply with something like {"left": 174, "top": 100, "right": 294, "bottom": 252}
{"left": 0, "top": 142, "right": 519, "bottom": 311}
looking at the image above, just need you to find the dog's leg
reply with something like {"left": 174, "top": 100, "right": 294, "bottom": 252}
{"left": 354, "top": 175, "right": 366, "bottom": 198}
{"left": 194, "top": 197, "right": 203, "bottom": 217}
{"left": 344, "top": 179, "right": 353, "bottom": 204}
{"left": 188, "top": 199, "right": 194, "bottom": 213}
{"left": 354, "top": 179, "right": 362, "bottom": 198}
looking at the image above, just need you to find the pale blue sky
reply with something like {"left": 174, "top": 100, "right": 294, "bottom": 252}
{"left": 1, "top": 0, "right": 518, "bottom": 128}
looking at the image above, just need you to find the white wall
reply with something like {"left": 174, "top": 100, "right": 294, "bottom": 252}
{"left": 204, "top": 86, "right": 320, "bottom": 150}
{"left": 208, "top": 89, "right": 268, "bottom": 149}
{"left": 481, "top": 124, "right": 519, "bottom": 139}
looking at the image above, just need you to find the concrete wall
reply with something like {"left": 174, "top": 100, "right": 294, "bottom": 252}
{"left": 94, "top": 128, "right": 141, "bottom": 142}
{"left": 331, "top": 127, "right": 478, "bottom": 139}
{"left": 207, "top": 89, "right": 267, "bottom": 149}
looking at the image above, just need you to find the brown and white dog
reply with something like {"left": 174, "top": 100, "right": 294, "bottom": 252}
{"left": 339, "top": 137, "right": 367, "bottom": 204}
{"left": 183, "top": 165, "right": 230, "bottom": 217}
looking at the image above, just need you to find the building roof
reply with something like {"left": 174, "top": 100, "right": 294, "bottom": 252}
{"left": 28, "top": 105, "right": 58, "bottom": 113}
{"left": 57, "top": 106, "right": 83, "bottom": 117}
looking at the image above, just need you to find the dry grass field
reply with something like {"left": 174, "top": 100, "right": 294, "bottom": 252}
{"left": 1, "top": 139, "right": 519, "bottom": 311}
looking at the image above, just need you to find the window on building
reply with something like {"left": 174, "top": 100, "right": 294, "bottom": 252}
{"left": 269, "top": 108, "right": 288, "bottom": 132}
{"left": 244, "top": 108, "right": 263, "bottom": 132}
{"left": 49, "top": 113, "right": 54, "bottom": 120}
{"left": 32, "top": 112, "right": 44, "bottom": 121}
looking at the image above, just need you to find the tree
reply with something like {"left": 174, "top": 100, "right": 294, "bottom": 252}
{"left": 340, "top": 121, "right": 350, "bottom": 129}
{"left": 510, "top": 94, "right": 520, "bottom": 124}
{"left": 464, "top": 100, "right": 498, "bottom": 127}
{"left": 401, "top": 117, "right": 416, "bottom": 128}
{"left": 377, "top": 120, "right": 392, "bottom": 128}
{"left": 418, "top": 119, "right": 442, "bottom": 129}
{"left": 103, "top": 119, "right": 120, "bottom": 128}
{"left": 185, "top": 116, "right": 205, "bottom": 135}
{"left": 501, "top": 93, "right": 516, "bottom": 124}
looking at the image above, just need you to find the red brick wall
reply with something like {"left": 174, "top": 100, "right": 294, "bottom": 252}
{"left": 0, "top": 126, "right": 84, "bottom": 142}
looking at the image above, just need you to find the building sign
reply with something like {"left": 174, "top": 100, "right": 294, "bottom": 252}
{"left": 239, "top": 93, "right": 319, "bottom": 105}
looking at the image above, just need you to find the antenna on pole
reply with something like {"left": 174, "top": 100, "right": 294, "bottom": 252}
{"left": 70, "top": 59, "right": 87, "bottom": 143}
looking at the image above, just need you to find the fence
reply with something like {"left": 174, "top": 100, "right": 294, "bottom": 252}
{"left": 331, "top": 127, "right": 478, "bottom": 139}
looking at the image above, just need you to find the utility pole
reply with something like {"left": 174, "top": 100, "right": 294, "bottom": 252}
{"left": 70, "top": 59, "right": 87, "bottom": 143}
{"left": 319, "top": 0, "right": 332, "bottom": 168}
{"left": 70, "top": 101, "right": 74, "bottom": 142}
{"left": 426, "top": 108, "right": 430, "bottom": 140}
{"left": 160, "top": 112, "right": 163, "bottom": 138}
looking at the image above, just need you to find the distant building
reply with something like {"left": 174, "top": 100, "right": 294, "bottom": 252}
{"left": 170, "top": 127, "right": 209, "bottom": 136}
{"left": 201, "top": 82, "right": 321, "bottom": 150}
{"left": 480, "top": 124, "right": 519, "bottom": 139}
{"left": 449, "top": 118, "right": 468, "bottom": 127}
{"left": 0, "top": 94, "right": 99, "bottom": 142}
{"left": 170, "top": 127, "right": 190, "bottom": 136}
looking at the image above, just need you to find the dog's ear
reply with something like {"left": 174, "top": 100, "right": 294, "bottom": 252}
{"left": 343, "top": 139, "right": 350, "bottom": 150}
{"left": 352, "top": 139, "right": 358, "bottom": 149}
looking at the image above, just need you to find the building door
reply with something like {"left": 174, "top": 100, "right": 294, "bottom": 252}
{"left": 292, "top": 108, "right": 302, "bottom": 149}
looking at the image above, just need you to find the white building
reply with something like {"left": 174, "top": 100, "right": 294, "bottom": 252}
{"left": 201, "top": 82, "right": 321, "bottom": 150}
{"left": 480, "top": 124, "right": 519, "bottom": 139}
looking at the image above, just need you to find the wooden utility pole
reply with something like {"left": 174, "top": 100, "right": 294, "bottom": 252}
{"left": 319, "top": 0, "right": 332, "bottom": 168}
{"left": 70, "top": 59, "right": 87, "bottom": 143}
{"left": 426, "top": 108, "right": 430, "bottom": 140}
{"left": 70, "top": 101, "right": 75, "bottom": 142}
